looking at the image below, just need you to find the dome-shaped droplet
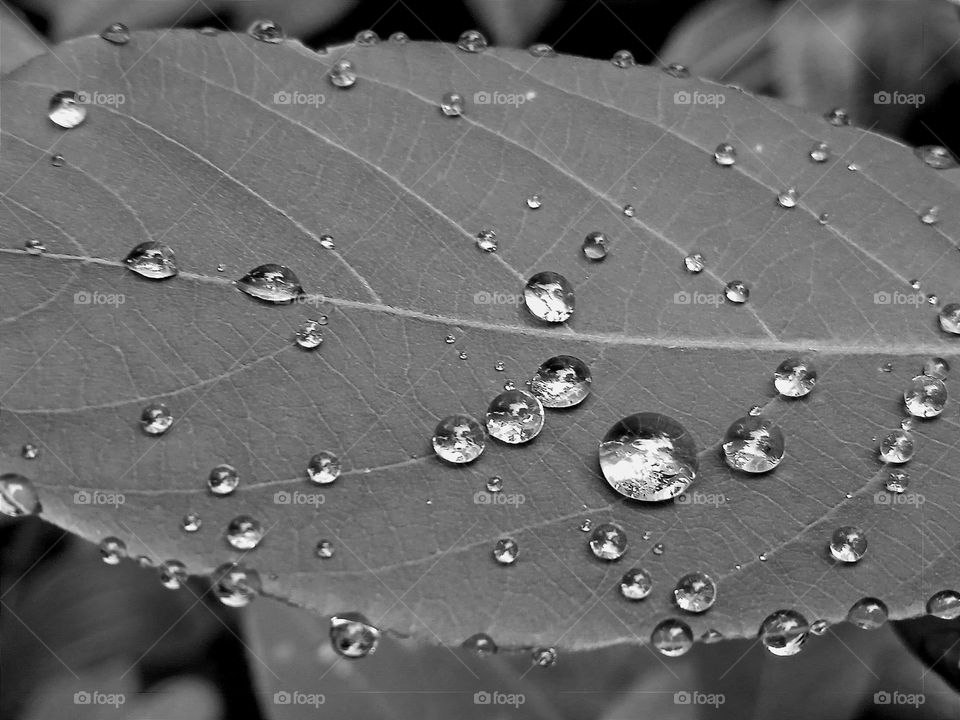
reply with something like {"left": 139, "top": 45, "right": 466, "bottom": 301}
{"left": 920, "top": 206, "right": 940, "bottom": 225}
{"left": 213, "top": 562, "right": 261, "bottom": 607}
{"left": 903, "top": 374, "right": 947, "bottom": 417}
{"left": 673, "top": 571, "right": 717, "bottom": 613}
{"left": 828, "top": 526, "right": 867, "bottom": 563}
{"left": 226, "top": 515, "right": 263, "bottom": 550}
{"left": 722, "top": 415, "right": 785, "bottom": 473}
{"left": 818, "top": 212, "right": 829, "bottom": 224}
{"left": 307, "top": 451, "right": 341, "bottom": 484}
{"left": 777, "top": 187, "right": 799, "bottom": 208}
{"left": 208, "top": 464, "right": 239, "bottom": 495}
{"left": 652, "top": 542, "right": 665, "bottom": 555}
{"left": 599, "top": 413, "right": 698, "bottom": 501}
{"left": 493, "top": 538, "right": 519, "bottom": 564}
{"left": 579, "top": 519, "right": 592, "bottom": 532}
{"left": 809, "top": 619, "right": 829, "bottom": 635}
{"left": 611, "top": 49, "right": 635, "bottom": 67}
{"left": 503, "top": 380, "right": 516, "bottom": 390}
{"left": 825, "top": 108, "right": 850, "bottom": 126}
{"left": 476, "top": 228, "right": 497, "bottom": 252}
{"left": 714, "top": 143, "right": 736, "bottom": 166}
{"left": 99, "top": 536, "right": 126, "bottom": 565}
{"left": 237, "top": 264, "right": 303, "bottom": 303}
{"left": 759, "top": 609, "right": 809, "bottom": 656}
{"left": 136, "top": 555, "right": 154, "bottom": 567}
{"left": 24, "top": 239, "right": 45, "bottom": 254}
{"left": 683, "top": 252, "right": 705, "bottom": 273}
{"left": 294, "top": 319, "right": 323, "bottom": 349}
{"left": 457, "top": 29, "right": 488, "bottom": 53}
{"left": 462, "top": 632, "right": 498, "bottom": 655}
{"left": 809, "top": 141, "right": 831, "bottom": 162}
{"left": 494, "top": 360, "right": 505, "bottom": 372}
{"left": 724, "top": 280, "right": 749, "bottom": 303}
{"left": 938, "top": 303, "right": 960, "bottom": 334}
{"left": 847, "top": 597, "right": 887, "bottom": 630}
{"left": 532, "top": 647, "right": 558, "bottom": 667}
{"left": 526, "top": 194, "right": 542, "bottom": 209}
{"left": 651, "top": 618, "right": 693, "bottom": 657}
{"left": 181, "top": 512, "right": 202, "bottom": 532}
{"left": 329, "top": 59, "right": 357, "bottom": 88}
{"left": 885, "top": 470, "right": 909, "bottom": 493}
{"left": 248, "top": 19, "right": 284, "bottom": 43}
{"left": 847, "top": 163, "right": 859, "bottom": 172}
{"left": 916, "top": 145, "right": 958, "bottom": 169}
{"left": 21, "top": 443, "right": 39, "bottom": 459}
{"left": 48, "top": 91, "right": 87, "bottom": 129}
{"left": 485, "top": 390, "right": 544, "bottom": 444}
{"left": 663, "top": 62, "right": 690, "bottom": 78}
{"left": 928, "top": 294, "right": 939, "bottom": 306}
{"left": 124, "top": 241, "right": 178, "bottom": 279}
{"left": 485, "top": 475, "right": 503, "bottom": 493}
{"left": 589, "top": 522, "right": 627, "bottom": 560}
{"left": 440, "top": 91, "right": 464, "bottom": 117}
{"left": 620, "top": 568, "right": 653, "bottom": 600}
{"left": 622, "top": 203, "right": 636, "bottom": 217}
{"left": 459, "top": 350, "right": 468, "bottom": 360}
{"left": 315, "top": 539, "right": 334, "bottom": 558}
{"left": 100, "top": 22, "right": 130, "bottom": 45}
{"left": 354, "top": 29, "right": 379, "bottom": 45}
{"left": 927, "top": 590, "right": 960, "bottom": 620}
{"left": 528, "top": 43, "right": 556, "bottom": 57}
{"left": 389, "top": 31, "right": 409, "bottom": 43}
{"left": 529, "top": 355, "right": 592, "bottom": 408}
{"left": 159, "top": 560, "right": 188, "bottom": 590}
{"left": 523, "top": 271, "right": 574, "bottom": 322}
{"left": 330, "top": 613, "right": 380, "bottom": 658}
{"left": 432, "top": 414, "right": 486, "bottom": 463}
{"left": 318, "top": 234, "right": 335, "bottom": 250}
{"left": 444, "top": 333, "right": 456, "bottom": 344}
{"left": 878, "top": 429, "right": 915, "bottom": 464}
{"left": 198, "top": 27, "right": 219, "bottom": 37}
{"left": 50, "top": 154, "right": 65, "bottom": 167}
{"left": 923, "top": 357, "right": 949, "bottom": 379}
{"left": 582, "top": 232, "right": 608, "bottom": 260}
{"left": 140, "top": 403, "right": 174, "bottom": 435}
{"left": 773, "top": 357, "right": 817, "bottom": 397}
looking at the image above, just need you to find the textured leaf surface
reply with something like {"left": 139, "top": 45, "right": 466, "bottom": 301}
{"left": 2, "top": 31, "right": 960, "bottom": 650}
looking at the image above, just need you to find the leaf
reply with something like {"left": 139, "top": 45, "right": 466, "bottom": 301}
{"left": 1, "top": 30, "right": 959, "bottom": 651}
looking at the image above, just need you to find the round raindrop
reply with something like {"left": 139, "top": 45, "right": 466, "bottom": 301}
{"left": 159, "top": 560, "right": 188, "bottom": 590}
{"left": 99, "top": 536, "right": 126, "bottom": 565}
{"left": 920, "top": 206, "right": 940, "bottom": 225}
{"left": 620, "top": 568, "right": 653, "bottom": 600}
{"left": 528, "top": 43, "right": 556, "bottom": 57}
{"left": 684, "top": 253, "right": 705, "bottom": 273}
{"left": 182, "top": 513, "right": 202, "bottom": 532}
{"left": 140, "top": 403, "right": 174, "bottom": 435}
{"left": 213, "top": 563, "right": 261, "bottom": 607}
{"left": 652, "top": 543, "right": 665, "bottom": 556}
{"left": 724, "top": 280, "right": 750, "bottom": 303}
{"left": 354, "top": 29, "right": 379, "bottom": 45}
{"left": 589, "top": 522, "right": 627, "bottom": 560}
{"left": 237, "top": 264, "right": 303, "bottom": 303}
{"left": 330, "top": 612, "right": 380, "bottom": 658}
{"left": 50, "top": 154, "right": 65, "bottom": 167}
{"left": 486, "top": 475, "right": 502, "bottom": 492}
{"left": 493, "top": 538, "right": 519, "bottom": 564}
{"left": 457, "top": 30, "right": 488, "bottom": 53}
{"left": 885, "top": 470, "right": 909, "bottom": 493}
{"left": 329, "top": 59, "right": 357, "bottom": 88}
{"left": 208, "top": 464, "right": 239, "bottom": 495}
{"left": 938, "top": 303, "right": 960, "bottom": 334}
{"left": 878, "top": 429, "right": 915, "bottom": 464}
{"left": 916, "top": 145, "right": 958, "bottom": 170}
{"left": 432, "top": 414, "right": 486, "bottom": 463}
{"left": 476, "top": 229, "right": 497, "bottom": 252}
{"left": 316, "top": 540, "right": 334, "bottom": 558}
{"left": 809, "top": 619, "right": 830, "bottom": 636}
{"left": 759, "top": 609, "right": 809, "bottom": 656}
{"left": 903, "top": 374, "right": 947, "bottom": 417}
{"left": 825, "top": 108, "right": 850, "bottom": 126}
{"left": 777, "top": 188, "right": 799, "bottom": 208}
{"left": 809, "top": 142, "right": 830, "bottom": 163}
{"left": 248, "top": 19, "right": 284, "bottom": 43}
{"left": 389, "top": 31, "right": 409, "bottom": 43}
{"left": 651, "top": 618, "right": 693, "bottom": 657}
{"left": 295, "top": 319, "right": 324, "bottom": 349}
{"left": 623, "top": 203, "right": 636, "bottom": 217}
{"left": 663, "top": 63, "right": 690, "bottom": 78}
{"left": 21, "top": 443, "right": 39, "bottom": 459}
{"left": 523, "top": 271, "right": 574, "bottom": 323}
{"left": 49, "top": 91, "right": 87, "bottom": 130}
{"left": 125, "top": 241, "right": 178, "bottom": 279}
{"left": 579, "top": 519, "right": 592, "bottom": 532}
{"left": 610, "top": 49, "right": 635, "bottom": 67}
{"left": 722, "top": 415, "right": 785, "bottom": 473}
{"left": 773, "top": 357, "right": 817, "bottom": 398}
{"left": 714, "top": 143, "right": 736, "bottom": 166}
{"left": 462, "top": 632, "right": 498, "bottom": 655}
{"left": 440, "top": 92, "right": 464, "bottom": 117}
{"left": 529, "top": 355, "right": 592, "bottom": 408}
{"left": 828, "top": 526, "right": 867, "bottom": 563}
{"left": 486, "top": 390, "right": 544, "bottom": 444}
{"left": 100, "top": 22, "right": 130, "bottom": 45}
{"left": 847, "top": 597, "right": 887, "bottom": 630}
{"left": 226, "top": 515, "right": 263, "bottom": 550}
{"left": 532, "top": 647, "right": 558, "bottom": 667}
{"left": 927, "top": 590, "right": 960, "bottom": 620}
{"left": 318, "top": 234, "right": 335, "bottom": 250}
{"left": 307, "top": 451, "right": 341, "bottom": 484}
{"left": 673, "top": 571, "right": 717, "bottom": 613}
{"left": 582, "top": 232, "right": 609, "bottom": 260}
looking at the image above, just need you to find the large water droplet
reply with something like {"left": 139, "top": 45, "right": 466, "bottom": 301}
{"left": 532, "top": 647, "right": 558, "bottom": 667}
{"left": 582, "top": 232, "right": 609, "bottom": 260}
{"left": 124, "top": 241, "right": 178, "bottom": 279}
{"left": 457, "top": 30, "right": 488, "bottom": 53}
{"left": 829, "top": 526, "right": 867, "bottom": 563}
{"left": 847, "top": 597, "right": 888, "bottom": 630}
{"left": 663, "top": 63, "right": 690, "bottom": 78}
{"left": 523, "top": 271, "right": 574, "bottom": 323}
{"left": 213, "top": 563, "right": 261, "bottom": 607}
{"left": 610, "top": 49, "right": 635, "bottom": 67}
{"left": 916, "top": 145, "right": 958, "bottom": 169}
{"left": 651, "top": 618, "right": 693, "bottom": 657}
{"left": 330, "top": 613, "right": 380, "bottom": 658}
{"left": 927, "top": 590, "right": 960, "bottom": 620}
{"left": 99, "top": 536, "right": 126, "bottom": 565}
{"left": 924, "top": 357, "right": 949, "bottom": 379}
{"left": 878, "top": 429, "right": 915, "bottom": 463}
{"left": 493, "top": 538, "right": 519, "bottom": 564}
{"left": 307, "top": 451, "right": 341, "bottom": 484}
{"left": 48, "top": 91, "right": 87, "bottom": 129}
{"left": 714, "top": 143, "right": 736, "bottom": 166}
{"left": 440, "top": 92, "right": 464, "bottom": 117}
{"left": 759, "top": 609, "right": 809, "bottom": 656}
{"left": 939, "top": 303, "right": 960, "bottom": 334}
{"left": 226, "top": 515, "right": 263, "bottom": 550}
{"left": 295, "top": 319, "right": 323, "bottom": 349}
{"left": 432, "top": 414, "right": 486, "bottom": 463}
{"left": 486, "top": 389, "right": 544, "bottom": 444}
{"left": 903, "top": 374, "right": 947, "bottom": 417}
{"left": 208, "top": 464, "right": 239, "bottom": 495}
{"left": 673, "top": 571, "right": 717, "bottom": 612}
{"left": 825, "top": 108, "right": 850, "bottom": 126}
{"left": 140, "top": 403, "right": 174, "bottom": 435}
{"left": 100, "top": 22, "right": 130, "bottom": 45}
{"left": 589, "top": 522, "right": 627, "bottom": 560}
{"left": 684, "top": 252, "right": 705, "bottom": 273}
{"left": 722, "top": 415, "right": 785, "bottom": 473}
{"left": 619, "top": 568, "right": 653, "bottom": 600}
{"left": 529, "top": 355, "right": 592, "bottom": 408}
{"left": 159, "top": 560, "right": 188, "bottom": 590}
{"left": 599, "top": 413, "right": 698, "bottom": 501}
{"left": 528, "top": 43, "right": 556, "bottom": 57}
{"left": 773, "top": 357, "right": 817, "bottom": 397}
{"left": 182, "top": 513, "right": 202, "bottom": 532}
{"left": 476, "top": 229, "right": 497, "bottom": 252}
{"left": 809, "top": 142, "right": 831, "bottom": 163}
{"left": 329, "top": 59, "right": 357, "bottom": 88}
{"left": 237, "top": 264, "right": 303, "bottom": 303}
{"left": 248, "top": 19, "right": 284, "bottom": 43}
{"left": 462, "top": 632, "right": 498, "bottom": 655}
{"left": 724, "top": 280, "right": 750, "bottom": 303}
{"left": 354, "top": 29, "right": 379, "bottom": 45}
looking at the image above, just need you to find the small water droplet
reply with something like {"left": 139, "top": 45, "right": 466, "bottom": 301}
{"left": 295, "top": 319, "right": 324, "bottom": 349}
{"left": 589, "top": 522, "right": 627, "bottom": 560}
{"left": 760, "top": 609, "right": 808, "bottom": 656}
{"left": 818, "top": 212, "right": 829, "bottom": 224}
{"left": 927, "top": 293, "right": 939, "bottom": 306}
{"left": 878, "top": 428, "right": 915, "bottom": 463}
{"left": 24, "top": 239, "right": 46, "bottom": 255}
{"left": 747, "top": 405, "right": 763, "bottom": 417}
{"left": 444, "top": 334, "right": 456, "bottom": 344}
{"left": 226, "top": 515, "right": 263, "bottom": 550}
{"left": 927, "top": 590, "right": 960, "bottom": 620}
{"left": 50, "top": 154, "right": 65, "bottom": 167}
{"left": 21, "top": 443, "right": 39, "bottom": 459}
{"left": 916, "top": 145, "right": 958, "bottom": 170}
{"left": 493, "top": 538, "right": 519, "bottom": 564}
{"left": 923, "top": 357, "right": 949, "bottom": 379}
{"left": 615, "top": 205, "right": 634, "bottom": 220}
{"left": 526, "top": 194, "right": 543, "bottom": 210}
{"left": 486, "top": 389, "right": 545, "bottom": 444}
{"left": 136, "top": 555, "right": 154, "bottom": 567}
{"left": 619, "top": 568, "right": 652, "bottom": 600}
{"left": 315, "top": 539, "right": 334, "bottom": 558}
{"left": 722, "top": 415, "right": 784, "bottom": 473}
{"left": 330, "top": 613, "right": 380, "bottom": 658}
{"left": 642, "top": 530, "right": 652, "bottom": 541}
{"left": 920, "top": 206, "right": 940, "bottom": 225}
{"left": 457, "top": 30, "right": 488, "bottom": 53}
{"left": 652, "top": 542, "right": 665, "bottom": 555}
{"left": 140, "top": 403, "right": 174, "bottom": 435}
{"left": 208, "top": 464, "right": 239, "bottom": 495}
{"left": 724, "top": 280, "right": 750, "bottom": 303}
{"left": 389, "top": 31, "right": 409, "bottom": 44}
{"left": 100, "top": 22, "right": 130, "bottom": 45}
{"left": 530, "top": 355, "right": 592, "bottom": 408}
{"left": 904, "top": 374, "right": 947, "bottom": 417}
{"left": 880, "top": 362, "right": 894, "bottom": 373}
{"left": 503, "top": 380, "right": 516, "bottom": 391}
{"left": 610, "top": 49, "right": 635, "bottom": 67}
{"left": 329, "top": 59, "right": 357, "bottom": 88}
{"left": 579, "top": 519, "right": 592, "bottom": 532}
{"left": 663, "top": 63, "right": 690, "bottom": 78}
{"left": 486, "top": 475, "right": 503, "bottom": 493}
{"left": 317, "top": 234, "right": 335, "bottom": 250}
{"left": 847, "top": 597, "right": 888, "bottom": 630}
{"left": 458, "top": 350, "right": 468, "bottom": 360}
{"left": 181, "top": 512, "right": 202, "bottom": 533}
{"left": 523, "top": 271, "right": 575, "bottom": 323}
{"left": 701, "top": 629, "right": 724, "bottom": 643}
{"left": 532, "top": 647, "right": 558, "bottom": 667}
{"left": 809, "top": 142, "right": 831, "bottom": 163}
{"left": 198, "top": 27, "right": 219, "bottom": 37}
{"left": 237, "top": 264, "right": 303, "bottom": 303}
{"left": 432, "top": 414, "right": 486, "bottom": 463}
{"left": 714, "top": 143, "right": 736, "bottom": 166}
{"left": 48, "top": 91, "right": 87, "bottom": 129}
{"left": 159, "top": 560, "right": 188, "bottom": 590}
{"left": 475, "top": 228, "right": 497, "bottom": 253}
{"left": 217, "top": 263, "right": 225, "bottom": 272}
{"left": 440, "top": 91, "right": 465, "bottom": 117}
{"left": 758, "top": 552, "right": 768, "bottom": 561}
{"left": 354, "top": 29, "right": 379, "bottom": 45}
{"left": 599, "top": 413, "right": 698, "bottom": 501}
{"left": 683, "top": 252, "right": 705, "bottom": 273}
{"left": 847, "top": 162, "right": 860, "bottom": 172}
{"left": 885, "top": 470, "right": 909, "bottom": 493}
{"left": 124, "top": 241, "right": 178, "bottom": 279}
{"left": 98, "top": 536, "right": 126, "bottom": 565}
{"left": 828, "top": 526, "right": 867, "bottom": 563}
{"left": 651, "top": 618, "right": 693, "bottom": 657}
{"left": 673, "top": 571, "right": 717, "bottom": 612}
{"left": 777, "top": 187, "right": 799, "bottom": 208}
{"left": 939, "top": 303, "right": 960, "bottom": 334}
{"left": 248, "top": 19, "right": 284, "bottom": 43}
{"left": 774, "top": 357, "right": 817, "bottom": 397}
{"left": 825, "top": 108, "right": 850, "bottom": 126}
{"left": 213, "top": 562, "right": 261, "bottom": 607}
{"left": 582, "top": 232, "right": 609, "bottom": 261}
{"left": 528, "top": 43, "right": 556, "bottom": 57}
{"left": 809, "top": 619, "right": 829, "bottom": 636}
{"left": 307, "top": 451, "right": 341, "bottom": 484}
{"left": 462, "top": 632, "right": 498, "bottom": 655}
